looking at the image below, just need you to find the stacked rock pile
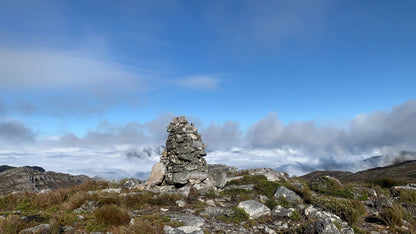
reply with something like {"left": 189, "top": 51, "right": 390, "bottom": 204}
{"left": 160, "top": 116, "right": 209, "bottom": 186}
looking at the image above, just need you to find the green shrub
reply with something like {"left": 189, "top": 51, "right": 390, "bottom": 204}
{"left": 309, "top": 177, "right": 354, "bottom": 199}
{"left": 86, "top": 221, "right": 107, "bottom": 232}
{"left": 151, "top": 193, "right": 182, "bottom": 206}
{"left": 352, "top": 225, "right": 366, "bottom": 234}
{"left": 220, "top": 188, "right": 253, "bottom": 202}
{"left": 276, "top": 196, "right": 291, "bottom": 208}
{"left": 226, "top": 175, "right": 269, "bottom": 186}
{"left": 265, "top": 199, "right": 279, "bottom": 210}
{"left": 94, "top": 205, "right": 130, "bottom": 227}
{"left": 316, "top": 197, "right": 366, "bottom": 225}
{"left": 291, "top": 211, "right": 301, "bottom": 221}
{"left": 253, "top": 180, "right": 281, "bottom": 198}
{"left": 370, "top": 178, "right": 408, "bottom": 188}
{"left": 217, "top": 207, "right": 249, "bottom": 224}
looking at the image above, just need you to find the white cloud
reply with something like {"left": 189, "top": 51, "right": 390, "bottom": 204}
{"left": 2, "top": 100, "right": 416, "bottom": 179}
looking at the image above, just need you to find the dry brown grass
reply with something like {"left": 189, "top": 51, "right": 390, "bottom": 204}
{"left": 94, "top": 204, "right": 130, "bottom": 227}
{"left": 0, "top": 215, "right": 33, "bottom": 234}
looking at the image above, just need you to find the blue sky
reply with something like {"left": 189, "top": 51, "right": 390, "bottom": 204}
{"left": 0, "top": 1, "right": 415, "bottom": 178}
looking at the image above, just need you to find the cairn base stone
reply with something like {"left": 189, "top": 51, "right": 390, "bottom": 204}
{"left": 147, "top": 162, "right": 166, "bottom": 187}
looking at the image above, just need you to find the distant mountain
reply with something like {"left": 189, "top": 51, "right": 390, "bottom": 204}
{"left": 301, "top": 160, "right": 416, "bottom": 183}
{"left": 0, "top": 166, "right": 90, "bottom": 195}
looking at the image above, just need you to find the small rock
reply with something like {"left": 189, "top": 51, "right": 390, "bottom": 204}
{"left": 304, "top": 219, "right": 340, "bottom": 234}
{"left": 101, "top": 188, "right": 122, "bottom": 193}
{"left": 206, "top": 199, "right": 216, "bottom": 207}
{"left": 257, "top": 194, "right": 269, "bottom": 203}
{"left": 74, "top": 200, "right": 99, "bottom": 213}
{"left": 164, "top": 225, "right": 203, "bottom": 234}
{"left": 130, "top": 218, "right": 135, "bottom": 226}
{"left": 19, "top": 224, "right": 50, "bottom": 234}
{"left": 272, "top": 205, "right": 294, "bottom": 217}
{"left": 264, "top": 226, "right": 276, "bottom": 234}
{"left": 76, "top": 215, "right": 84, "bottom": 220}
{"left": 176, "top": 200, "right": 186, "bottom": 208}
{"left": 237, "top": 200, "right": 271, "bottom": 219}
{"left": 123, "top": 178, "right": 141, "bottom": 190}
{"left": 160, "top": 208, "right": 169, "bottom": 212}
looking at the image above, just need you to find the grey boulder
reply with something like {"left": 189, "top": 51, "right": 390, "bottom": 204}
{"left": 237, "top": 200, "right": 271, "bottom": 219}
{"left": 273, "top": 186, "right": 303, "bottom": 204}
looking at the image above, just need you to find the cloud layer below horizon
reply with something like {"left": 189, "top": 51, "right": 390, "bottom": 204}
{"left": 1, "top": 100, "right": 416, "bottom": 179}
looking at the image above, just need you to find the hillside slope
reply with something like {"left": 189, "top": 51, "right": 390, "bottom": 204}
{"left": 301, "top": 160, "right": 416, "bottom": 183}
{"left": 0, "top": 166, "right": 90, "bottom": 195}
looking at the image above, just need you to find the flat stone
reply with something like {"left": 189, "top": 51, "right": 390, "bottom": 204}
{"left": 19, "top": 224, "right": 50, "bottom": 234}
{"left": 237, "top": 200, "right": 271, "bottom": 219}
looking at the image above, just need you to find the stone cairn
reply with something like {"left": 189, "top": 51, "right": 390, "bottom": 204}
{"left": 147, "top": 116, "right": 208, "bottom": 187}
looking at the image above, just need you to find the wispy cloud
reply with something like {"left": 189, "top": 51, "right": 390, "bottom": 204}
{"left": 0, "top": 47, "right": 147, "bottom": 92}
{"left": 175, "top": 76, "right": 221, "bottom": 91}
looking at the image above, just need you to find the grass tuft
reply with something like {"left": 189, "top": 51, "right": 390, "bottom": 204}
{"left": 94, "top": 204, "right": 130, "bottom": 227}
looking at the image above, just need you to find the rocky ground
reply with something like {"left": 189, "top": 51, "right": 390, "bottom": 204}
{"left": 0, "top": 165, "right": 416, "bottom": 233}
{"left": 1, "top": 117, "right": 416, "bottom": 233}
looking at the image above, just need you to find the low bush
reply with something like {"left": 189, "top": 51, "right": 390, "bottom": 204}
{"left": 217, "top": 207, "right": 249, "bottom": 224}
{"left": 379, "top": 203, "right": 405, "bottom": 228}
{"left": 128, "top": 214, "right": 182, "bottom": 234}
{"left": 396, "top": 189, "right": 416, "bottom": 204}
{"left": 0, "top": 215, "right": 31, "bottom": 233}
{"left": 94, "top": 205, "right": 130, "bottom": 227}
{"left": 309, "top": 177, "right": 354, "bottom": 199}
{"left": 220, "top": 188, "right": 253, "bottom": 203}
{"left": 316, "top": 197, "right": 366, "bottom": 225}
{"left": 253, "top": 180, "right": 280, "bottom": 198}
{"left": 123, "top": 192, "right": 153, "bottom": 209}
{"left": 370, "top": 178, "right": 408, "bottom": 189}
{"left": 150, "top": 193, "right": 182, "bottom": 207}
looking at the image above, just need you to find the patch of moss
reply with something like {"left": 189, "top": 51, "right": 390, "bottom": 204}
{"left": 309, "top": 177, "right": 354, "bottom": 199}
{"left": 253, "top": 180, "right": 281, "bottom": 198}
{"left": 86, "top": 221, "right": 107, "bottom": 232}
{"left": 217, "top": 207, "right": 249, "bottom": 224}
